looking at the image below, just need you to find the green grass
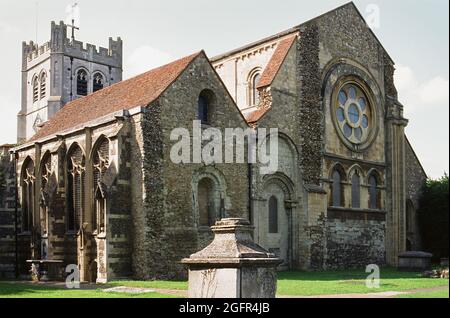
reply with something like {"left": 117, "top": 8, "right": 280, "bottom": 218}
{"left": 1, "top": 267, "right": 448, "bottom": 298}
{"left": 0, "top": 281, "right": 178, "bottom": 298}
{"left": 277, "top": 268, "right": 449, "bottom": 296}
{"left": 108, "top": 279, "right": 188, "bottom": 290}
{"left": 397, "top": 289, "right": 449, "bottom": 298}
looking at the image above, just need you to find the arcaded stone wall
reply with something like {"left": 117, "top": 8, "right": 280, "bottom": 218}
{"left": 0, "top": 146, "right": 16, "bottom": 278}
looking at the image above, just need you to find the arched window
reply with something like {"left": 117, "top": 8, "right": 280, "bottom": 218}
{"left": 32, "top": 77, "right": 39, "bottom": 103}
{"left": 248, "top": 70, "right": 261, "bottom": 106}
{"left": 67, "top": 145, "right": 85, "bottom": 232}
{"left": 21, "top": 159, "right": 35, "bottom": 232}
{"left": 76, "top": 70, "right": 88, "bottom": 96}
{"left": 268, "top": 196, "right": 278, "bottom": 234}
{"left": 331, "top": 169, "right": 343, "bottom": 207}
{"left": 368, "top": 174, "right": 379, "bottom": 210}
{"left": 93, "top": 138, "right": 109, "bottom": 233}
{"left": 93, "top": 73, "right": 104, "bottom": 93}
{"left": 198, "top": 90, "right": 215, "bottom": 124}
{"left": 351, "top": 172, "right": 361, "bottom": 208}
{"left": 198, "top": 178, "right": 217, "bottom": 226}
{"left": 40, "top": 72, "right": 47, "bottom": 99}
{"left": 40, "top": 154, "right": 51, "bottom": 236}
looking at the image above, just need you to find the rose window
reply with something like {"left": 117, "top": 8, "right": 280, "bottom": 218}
{"left": 335, "top": 84, "right": 372, "bottom": 145}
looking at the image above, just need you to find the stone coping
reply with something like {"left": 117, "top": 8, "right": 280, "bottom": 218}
{"left": 398, "top": 251, "right": 433, "bottom": 258}
{"left": 181, "top": 257, "right": 282, "bottom": 268}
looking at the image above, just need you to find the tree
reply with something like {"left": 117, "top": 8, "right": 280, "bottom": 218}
{"left": 418, "top": 174, "right": 449, "bottom": 262}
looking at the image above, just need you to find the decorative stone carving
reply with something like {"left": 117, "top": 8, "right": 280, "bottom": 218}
{"left": 182, "top": 218, "right": 281, "bottom": 298}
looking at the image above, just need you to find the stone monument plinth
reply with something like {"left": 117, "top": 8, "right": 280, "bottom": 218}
{"left": 182, "top": 218, "right": 282, "bottom": 298}
{"left": 398, "top": 251, "right": 433, "bottom": 271}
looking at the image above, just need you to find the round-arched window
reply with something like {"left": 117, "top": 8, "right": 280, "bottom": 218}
{"left": 333, "top": 82, "right": 374, "bottom": 146}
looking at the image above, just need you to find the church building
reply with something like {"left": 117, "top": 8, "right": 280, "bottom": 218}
{"left": 0, "top": 2, "right": 427, "bottom": 281}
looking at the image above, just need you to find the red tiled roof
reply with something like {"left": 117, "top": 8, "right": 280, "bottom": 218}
{"left": 257, "top": 35, "right": 297, "bottom": 89}
{"left": 30, "top": 51, "right": 203, "bottom": 142}
{"left": 245, "top": 107, "right": 271, "bottom": 124}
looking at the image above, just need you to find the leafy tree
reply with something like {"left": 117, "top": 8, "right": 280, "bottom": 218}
{"left": 418, "top": 174, "right": 449, "bottom": 262}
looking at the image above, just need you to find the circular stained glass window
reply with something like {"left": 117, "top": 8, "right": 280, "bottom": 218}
{"left": 334, "top": 83, "right": 373, "bottom": 145}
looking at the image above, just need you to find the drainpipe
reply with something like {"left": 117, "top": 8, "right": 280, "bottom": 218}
{"left": 13, "top": 151, "right": 19, "bottom": 278}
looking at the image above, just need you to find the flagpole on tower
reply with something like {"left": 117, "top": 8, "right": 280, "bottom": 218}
{"left": 35, "top": 1, "right": 39, "bottom": 43}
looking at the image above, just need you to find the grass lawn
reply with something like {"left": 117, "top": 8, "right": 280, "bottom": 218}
{"left": 0, "top": 281, "right": 178, "bottom": 298}
{"left": 276, "top": 267, "right": 449, "bottom": 296}
{"left": 0, "top": 267, "right": 448, "bottom": 298}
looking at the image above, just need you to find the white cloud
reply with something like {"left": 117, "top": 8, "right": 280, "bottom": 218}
{"left": 124, "top": 46, "right": 174, "bottom": 79}
{"left": 395, "top": 65, "right": 449, "bottom": 111}
{"left": 395, "top": 65, "right": 449, "bottom": 179}
{"left": 418, "top": 76, "right": 449, "bottom": 105}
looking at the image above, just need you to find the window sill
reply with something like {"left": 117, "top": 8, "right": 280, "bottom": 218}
{"left": 328, "top": 206, "right": 386, "bottom": 214}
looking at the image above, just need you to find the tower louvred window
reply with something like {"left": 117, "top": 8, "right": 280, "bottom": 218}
{"left": 77, "top": 70, "right": 88, "bottom": 96}
{"left": 93, "top": 73, "right": 104, "bottom": 93}
{"left": 40, "top": 72, "right": 47, "bottom": 99}
{"left": 32, "top": 77, "right": 39, "bottom": 102}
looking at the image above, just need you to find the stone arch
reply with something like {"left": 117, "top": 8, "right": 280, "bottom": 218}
{"left": 66, "top": 143, "right": 86, "bottom": 232}
{"left": 258, "top": 131, "right": 300, "bottom": 182}
{"left": 39, "top": 70, "right": 47, "bottom": 99}
{"left": 367, "top": 168, "right": 383, "bottom": 210}
{"left": 192, "top": 167, "right": 228, "bottom": 228}
{"left": 366, "top": 168, "right": 384, "bottom": 186}
{"left": 329, "top": 163, "right": 346, "bottom": 207}
{"left": 21, "top": 156, "right": 35, "bottom": 233}
{"left": 92, "top": 136, "right": 110, "bottom": 234}
{"left": 348, "top": 164, "right": 363, "bottom": 209}
{"left": 260, "top": 172, "right": 294, "bottom": 268}
{"left": 328, "top": 162, "right": 347, "bottom": 182}
{"left": 75, "top": 67, "right": 89, "bottom": 96}
{"left": 39, "top": 151, "right": 52, "bottom": 237}
{"left": 31, "top": 74, "right": 39, "bottom": 103}
{"left": 92, "top": 71, "right": 106, "bottom": 93}
{"left": 247, "top": 67, "right": 262, "bottom": 106}
{"left": 262, "top": 172, "right": 295, "bottom": 200}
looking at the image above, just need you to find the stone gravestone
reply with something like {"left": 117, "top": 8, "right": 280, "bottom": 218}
{"left": 182, "top": 218, "right": 281, "bottom": 298}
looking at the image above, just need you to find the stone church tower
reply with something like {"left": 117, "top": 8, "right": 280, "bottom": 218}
{"left": 17, "top": 21, "right": 122, "bottom": 143}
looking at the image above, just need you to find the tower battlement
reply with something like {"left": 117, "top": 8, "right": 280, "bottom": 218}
{"left": 22, "top": 21, "right": 122, "bottom": 70}
{"left": 18, "top": 20, "right": 123, "bottom": 143}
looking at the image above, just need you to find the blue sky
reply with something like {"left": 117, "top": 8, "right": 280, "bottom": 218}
{"left": 0, "top": 0, "right": 448, "bottom": 178}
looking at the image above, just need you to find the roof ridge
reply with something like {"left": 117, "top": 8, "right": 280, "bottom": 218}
{"left": 27, "top": 50, "right": 203, "bottom": 144}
